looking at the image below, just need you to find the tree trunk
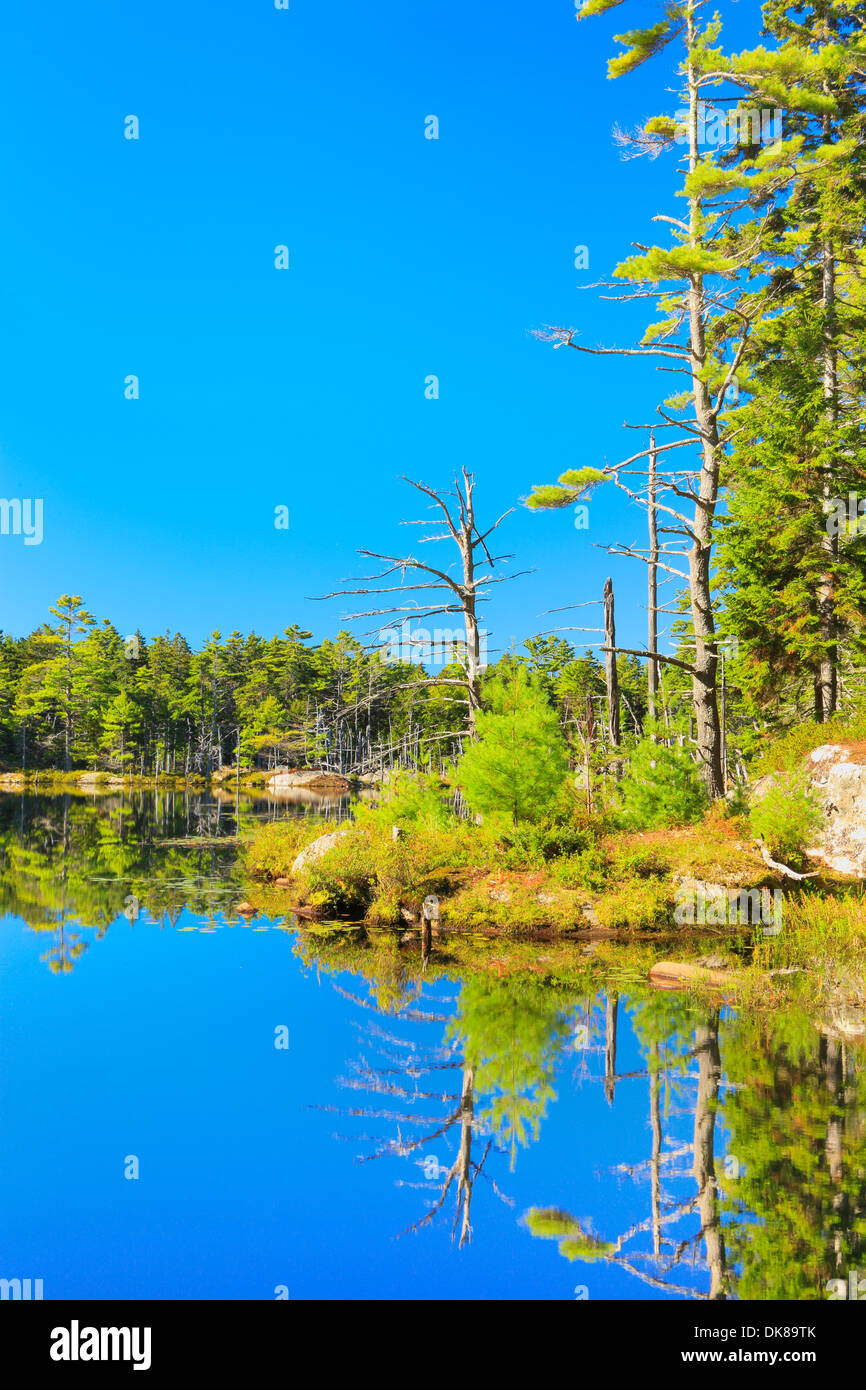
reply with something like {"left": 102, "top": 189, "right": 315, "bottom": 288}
{"left": 603, "top": 578, "right": 620, "bottom": 749}
{"left": 693, "top": 1015, "right": 727, "bottom": 1299}
{"left": 686, "top": 5, "right": 724, "bottom": 798}
{"left": 459, "top": 477, "right": 483, "bottom": 735}
{"left": 647, "top": 437, "right": 659, "bottom": 730}
{"left": 650, "top": 1041, "right": 662, "bottom": 1256}
{"left": 817, "top": 163, "right": 838, "bottom": 720}
{"left": 455, "top": 1064, "right": 475, "bottom": 1248}
{"left": 604, "top": 992, "right": 618, "bottom": 1105}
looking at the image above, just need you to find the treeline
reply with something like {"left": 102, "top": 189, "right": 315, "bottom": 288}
{"left": 0, "top": 595, "right": 656, "bottom": 777}
{"left": 0, "top": 595, "right": 458, "bottom": 775}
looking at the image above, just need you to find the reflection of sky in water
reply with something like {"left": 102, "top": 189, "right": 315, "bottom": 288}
{"left": 0, "top": 902, "right": 720, "bottom": 1301}
{"left": 1, "top": 794, "right": 863, "bottom": 1301}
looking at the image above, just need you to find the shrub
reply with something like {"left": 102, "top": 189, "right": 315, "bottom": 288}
{"left": 355, "top": 771, "right": 449, "bottom": 836}
{"left": 293, "top": 774, "right": 461, "bottom": 921}
{"left": 616, "top": 740, "right": 708, "bottom": 831}
{"left": 244, "top": 816, "right": 330, "bottom": 878}
{"left": 752, "top": 704, "right": 866, "bottom": 776}
{"left": 552, "top": 843, "right": 609, "bottom": 892}
{"left": 749, "top": 771, "right": 823, "bottom": 867}
{"left": 610, "top": 845, "right": 668, "bottom": 880}
{"left": 300, "top": 825, "right": 379, "bottom": 917}
{"left": 723, "top": 780, "right": 750, "bottom": 817}
{"left": 494, "top": 818, "right": 592, "bottom": 870}
{"left": 595, "top": 879, "right": 673, "bottom": 930}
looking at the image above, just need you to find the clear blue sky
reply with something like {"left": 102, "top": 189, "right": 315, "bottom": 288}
{"left": 0, "top": 0, "right": 761, "bottom": 660}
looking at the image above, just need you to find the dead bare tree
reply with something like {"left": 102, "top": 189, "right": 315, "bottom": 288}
{"left": 647, "top": 433, "right": 660, "bottom": 730}
{"left": 528, "top": 426, "right": 731, "bottom": 795}
{"left": 319, "top": 990, "right": 511, "bottom": 1247}
{"left": 529, "top": 1003, "right": 728, "bottom": 1299}
{"left": 313, "top": 469, "right": 527, "bottom": 738}
{"left": 603, "top": 578, "right": 620, "bottom": 750}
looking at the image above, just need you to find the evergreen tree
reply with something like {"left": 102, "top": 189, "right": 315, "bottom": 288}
{"left": 456, "top": 664, "right": 569, "bottom": 826}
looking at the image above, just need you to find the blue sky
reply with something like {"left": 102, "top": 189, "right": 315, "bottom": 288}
{"left": 0, "top": 0, "right": 762, "bottom": 660}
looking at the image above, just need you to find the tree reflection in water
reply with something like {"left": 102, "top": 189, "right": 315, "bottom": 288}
{"left": 322, "top": 961, "right": 866, "bottom": 1301}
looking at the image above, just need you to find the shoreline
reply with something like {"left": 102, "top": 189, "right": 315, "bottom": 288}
{"left": 0, "top": 769, "right": 358, "bottom": 794}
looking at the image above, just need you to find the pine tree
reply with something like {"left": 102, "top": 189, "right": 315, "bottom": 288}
{"left": 456, "top": 664, "right": 568, "bottom": 826}
{"left": 713, "top": 0, "right": 866, "bottom": 718}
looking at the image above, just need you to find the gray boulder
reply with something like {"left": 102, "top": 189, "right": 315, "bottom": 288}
{"left": 290, "top": 829, "right": 349, "bottom": 875}
{"left": 803, "top": 744, "right": 866, "bottom": 877}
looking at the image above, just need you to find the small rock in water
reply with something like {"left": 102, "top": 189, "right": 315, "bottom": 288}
{"left": 236, "top": 902, "right": 258, "bottom": 916}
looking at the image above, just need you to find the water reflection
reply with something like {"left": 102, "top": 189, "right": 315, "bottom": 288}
{"left": 2, "top": 793, "right": 865, "bottom": 1300}
{"left": 0, "top": 789, "right": 344, "bottom": 968}
{"left": 306, "top": 928, "right": 866, "bottom": 1300}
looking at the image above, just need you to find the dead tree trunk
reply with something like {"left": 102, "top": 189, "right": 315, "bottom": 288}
{"left": 817, "top": 176, "right": 839, "bottom": 720}
{"left": 604, "top": 992, "right": 619, "bottom": 1106}
{"left": 650, "top": 1041, "right": 662, "bottom": 1256}
{"left": 647, "top": 436, "right": 659, "bottom": 731}
{"left": 313, "top": 470, "right": 525, "bottom": 744}
{"left": 693, "top": 1015, "right": 727, "bottom": 1299}
{"left": 603, "top": 578, "right": 620, "bottom": 750}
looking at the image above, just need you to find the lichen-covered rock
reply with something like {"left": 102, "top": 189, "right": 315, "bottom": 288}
{"left": 290, "top": 830, "right": 348, "bottom": 875}
{"left": 804, "top": 744, "right": 866, "bottom": 878}
{"left": 748, "top": 744, "right": 866, "bottom": 878}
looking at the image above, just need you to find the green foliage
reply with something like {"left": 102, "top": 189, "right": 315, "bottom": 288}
{"left": 354, "top": 771, "right": 448, "bottom": 835}
{"left": 721, "top": 1013, "right": 866, "bottom": 1299}
{"left": 457, "top": 665, "right": 569, "bottom": 827}
{"left": 608, "top": 22, "right": 678, "bottom": 79}
{"left": 525, "top": 467, "right": 608, "bottom": 511}
{"left": 752, "top": 707, "right": 866, "bottom": 775}
{"left": 494, "top": 818, "right": 591, "bottom": 870}
{"left": 525, "top": 1208, "right": 616, "bottom": 1261}
{"left": 616, "top": 740, "right": 708, "bottom": 830}
{"left": 595, "top": 878, "right": 673, "bottom": 930}
{"left": 242, "top": 817, "right": 330, "bottom": 879}
{"left": 749, "top": 771, "right": 822, "bottom": 865}
{"left": 551, "top": 842, "right": 610, "bottom": 891}
{"left": 451, "top": 976, "right": 571, "bottom": 1168}
{"left": 724, "top": 780, "right": 751, "bottom": 818}
{"left": 0, "top": 597, "right": 465, "bottom": 778}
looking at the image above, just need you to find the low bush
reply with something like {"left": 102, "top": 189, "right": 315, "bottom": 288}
{"left": 752, "top": 704, "right": 866, "bottom": 776}
{"left": 243, "top": 817, "right": 330, "bottom": 878}
{"left": 595, "top": 879, "right": 673, "bottom": 930}
{"left": 551, "top": 843, "right": 609, "bottom": 892}
{"left": 749, "top": 771, "right": 823, "bottom": 867}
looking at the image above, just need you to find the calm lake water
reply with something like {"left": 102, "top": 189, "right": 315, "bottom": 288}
{"left": 0, "top": 792, "right": 863, "bottom": 1301}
